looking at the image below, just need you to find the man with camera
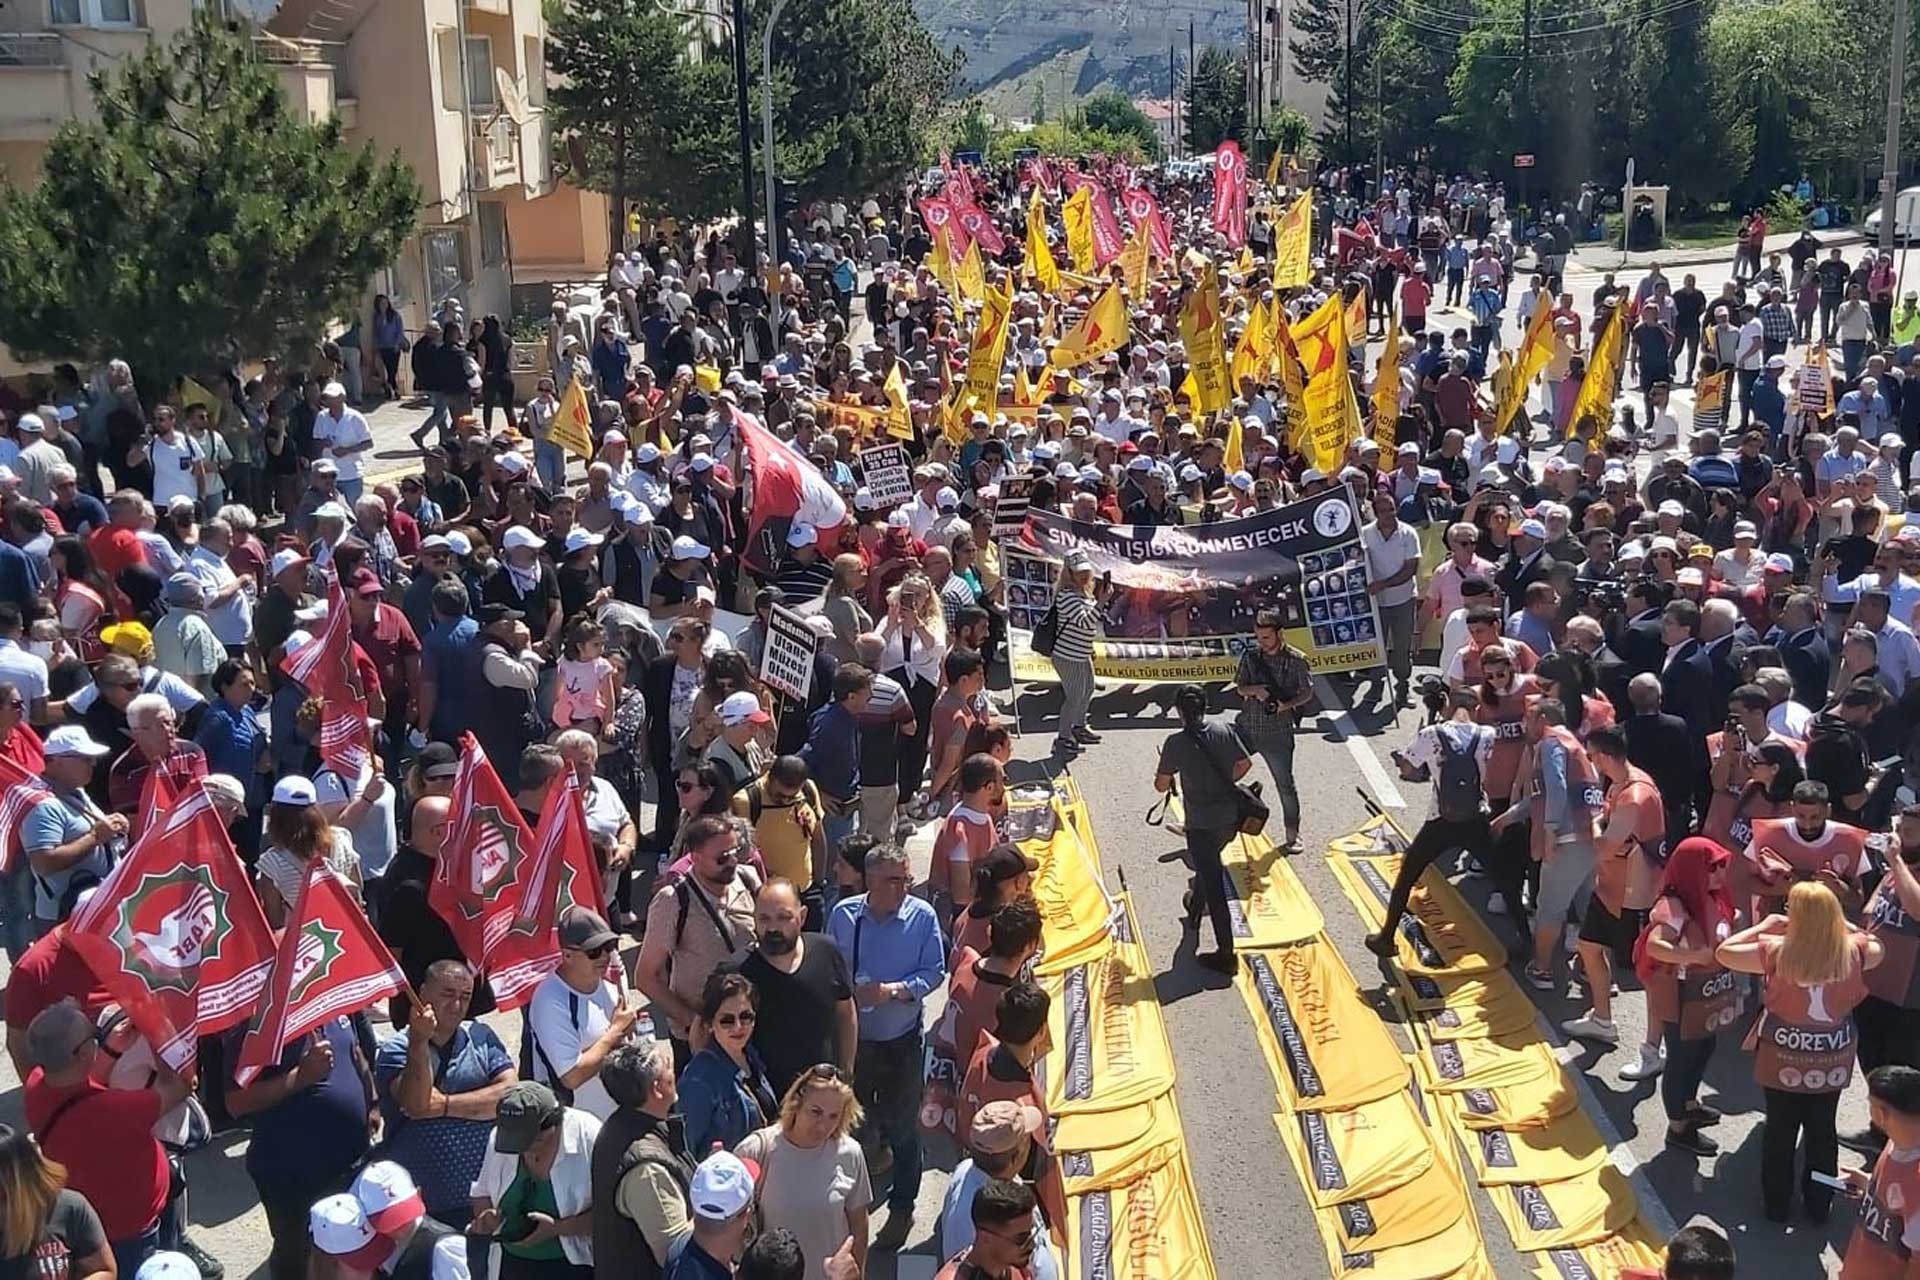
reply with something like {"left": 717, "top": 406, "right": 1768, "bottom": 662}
{"left": 1232, "top": 609, "right": 1315, "bottom": 854}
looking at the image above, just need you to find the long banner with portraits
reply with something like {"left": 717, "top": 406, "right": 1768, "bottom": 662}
{"left": 1002, "top": 492, "right": 1387, "bottom": 684}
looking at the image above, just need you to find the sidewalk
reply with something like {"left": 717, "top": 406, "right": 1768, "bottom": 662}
{"left": 1567, "top": 225, "right": 1865, "bottom": 272}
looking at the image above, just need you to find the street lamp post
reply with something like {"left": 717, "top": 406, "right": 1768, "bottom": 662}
{"left": 730, "top": 0, "right": 758, "bottom": 279}
{"left": 762, "top": 0, "right": 793, "bottom": 329}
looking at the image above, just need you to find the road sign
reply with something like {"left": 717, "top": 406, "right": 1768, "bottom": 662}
{"left": 1513, "top": 153, "right": 1536, "bottom": 168}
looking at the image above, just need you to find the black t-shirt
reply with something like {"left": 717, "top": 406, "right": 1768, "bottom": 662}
{"left": 1157, "top": 721, "right": 1250, "bottom": 826}
{"left": 0, "top": 1191, "right": 105, "bottom": 1280}
{"left": 720, "top": 933, "right": 852, "bottom": 1098}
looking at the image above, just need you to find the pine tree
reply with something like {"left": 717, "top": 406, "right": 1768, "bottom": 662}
{"left": 0, "top": 12, "right": 417, "bottom": 396}
{"left": 1184, "top": 46, "right": 1247, "bottom": 153}
{"left": 1289, "top": 0, "right": 1373, "bottom": 163}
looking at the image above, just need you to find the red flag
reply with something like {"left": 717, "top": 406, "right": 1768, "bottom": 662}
{"left": 1123, "top": 188, "right": 1172, "bottom": 260}
{"left": 736, "top": 405, "right": 848, "bottom": 577}
{"left": 955, "top": 205, "right": 1006, "bottom": 257}
{"left": 66, "top": 781, "right": 276, "bottom": 1069}
{"left": 0, "top": 751, "right": 52, "bottom": 873}
{"left": 1213, "top": 143, "right": 1248, "bottom": 247}
{"left": 943, "top": 156, "right": 976, "bottom": 210}
{"left": 1074, "top": 178, "right": 1126, "bottom": 267}
{"left": 430, "top": 733, "right": 537, "bottom": 967}
{"left": 234, "top": 859, "right": 406, "bottom": 1085}
{"left": 918, "top": 198, "right": 967, "bottom": 255}
{"left": 482, "top": 772, "right": 607, "bottom": 1009}
{"left": 281, "top": 582, "right": 373, "bottom": 778}
{"left": 135, "top": 765, "right": 177, "bottom": 841}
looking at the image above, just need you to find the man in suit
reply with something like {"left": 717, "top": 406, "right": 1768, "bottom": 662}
{"left": 1623, "top": 673, "right": 1699, "bottom": 848}
{"left": 1564, "top": 615, "right": 1631, "bottom": 719}
{"left": 1615, "top": 578, "right": 1673, "bottom": 678}
{"left": 1698, "top": 598, "right": 1756, "bottom": 724}
{"left": 1495, "top": 518, "right": 1553, "bottom": 604}
{"left": 1772, "top": 592, "right": 1832, "bottom": 713}
{"left": 1659, "top": 599, "right": 1717, "bottom": 735}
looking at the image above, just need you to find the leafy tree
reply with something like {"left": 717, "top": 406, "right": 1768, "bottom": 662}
{"left": 1184, "top": 46, "right": 1247, "bottom": 153}
{"left": 1082, "top": 90, "right": 1165, "bottom": 160}
{"left": 985, "top": 121, "right": 1154, "bottom": 164}
{"left": 1270, "top": 104, "right": 1311, "bottom": 156}
{"left": 0, "top": 12, "right": 416, "bottom": 398}
{"left": 953, "top": 98, "right": 995, "bottom": 155}
{"left": 1289, "top": 0, "right": 1371, "bottom": 163}
{"left": 1032, "top": 80, "right": 1049, "bottom": 125}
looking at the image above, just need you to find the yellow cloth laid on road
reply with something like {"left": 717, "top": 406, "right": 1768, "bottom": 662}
{"left": 1525, "top": 1218, "right": 1667, "bottom": 1279}
{"left": 1163, "top": 797, "right": 1325, "bottom": 946}
{"left": 1003, "top": 796, "right": 1115, "bottom": 976}
{"left": 1053, "top": 1091, "right": 1174, "bottom": 1153}
{"left": 1064, "top": 1146, "right": 1215, "bottom": 1280}
{"left": 1318, "top": 1146, "right": 1474, "bottom": 1255}
{"left": 1040, "top": 912, "right": 1176, "bottom": 1116}
{"left": 1060, "top": 1130, "right": 1186, "bottom": 1197}
{"left": 1447, "top": 1068, "right": 1581, "bottom": 1131}
{"left": 1413, "top": 1031, "right": 1563, "bottom": 1095}
{"left": 1238, "top": 942, "right": 1410, "bottom": 1112}
{"left": 1483, "top": 1164, "right": 1639, "bottom": 1252}
{"left": 1395, "top": 968, "right": 1524, "bottom": 1015}
{"left": 1328, "top": 813, "right": 1414, "bottom": 855}
{"left": 1271, "top": 1091, "right": 1436, "bottom": 1208}
{"left": 1329, "top": 848, "right": 1509, "bottom": 977}
{"left": 1407, "top": 973, "right": 1540, "bottom": 1040}
{"left": 1449, "top": 1103, "right": 1609, "bottom": 1186}
{"left": 1315, "top": 1195, "right": 1485, "bottom": 1280}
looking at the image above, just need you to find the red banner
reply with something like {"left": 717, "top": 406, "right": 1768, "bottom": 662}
{"left": 67, "top": 782, "right": 276, "bottom": 1070}
{"left": 281, "top": 580, "right": 372, "bottom": 779}
{"left": 234, "top": 859, "right": 406, "bottom": 1085}
{"left": 918, "top": 197, "right": 967, "bottom": 255}
{"left": 483, "top": 771, "right": 608, "bottom": 1010}
{"left": 1213, "top": 142, "right": 1248, "bottom": 247}
{"left": 1123, "top": 188, "right": 1172, "bottom": 261}
{"left": 0, "top": 751, "right": 51, "bottom": 872}
{"left": 431, "top": 734, "right": 536, "bottom": 967}
{"left": 955, "top": 205, "right": 1006, "bottom": 257}
{"left": 1074, "top": 178, "right": 1126, "bottom": 267}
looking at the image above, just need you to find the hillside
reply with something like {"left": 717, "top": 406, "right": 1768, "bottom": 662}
{"left": 924, "top": 0, "right": 1246, "bottom": 106}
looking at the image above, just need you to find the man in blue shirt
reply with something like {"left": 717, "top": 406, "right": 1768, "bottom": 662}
{"left": 825, "top": 842, "right": 945, "bottom": 1249}
{"left": 419, "top": 578, "right": 478, "bottom": 745}
{"left": 802, "top": 666, "right": 866, "bottom": 850}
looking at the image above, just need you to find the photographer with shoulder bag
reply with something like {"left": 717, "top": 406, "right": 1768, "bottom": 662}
{"left": 1232, "top": 608, "right": 1316, "bottom": 854}
{"left": 1153, "top": 684, "right": 1261, "bottom": 974}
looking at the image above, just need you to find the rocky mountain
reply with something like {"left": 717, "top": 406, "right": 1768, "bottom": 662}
{"left": 922, "top": 0, "right": 1246, "bottom": 105}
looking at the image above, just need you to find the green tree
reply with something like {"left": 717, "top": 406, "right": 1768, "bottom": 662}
{"left": 1184, "top": 46, "right": 1247, "bottom": 153}
{"left": 0, "top": 12, "right": 417, "bottom": 397}
{"left": 1289, "top": 0, "right": 1371, "bottom": 163}
{"left": 953, "top": 98, "right": 995, "bottom": 155}
{"left": 1082, "top": 90, "right": 1165, "bottom": 160}
{"left": 1032, "top": 80, "right": 1049, "bottom": 125}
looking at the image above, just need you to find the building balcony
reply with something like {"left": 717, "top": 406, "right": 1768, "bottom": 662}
{"left": 471, "top": 114, "right": 519, "bottom": 189}
{"left": 252, "top": 32, "right": 356, "bottom": 124}
{"left": 0, "top": 35, "right": 75, "bottom": 143}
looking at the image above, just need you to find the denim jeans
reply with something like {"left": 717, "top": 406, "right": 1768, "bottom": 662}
{"left": 423, "top": 391, "right": 450, "bottom": 442}
{"left": 1662, "top": 1026, "right": 1717, "bottom": 1123}
{"left": 1254, "top": 736, "right": 1301, "bottom": 834}
{"left": 854, "top": 1030, "right": 925, "bottom": 1212}
{"left": 534, "top": 439, "right": 567, "bottom": 492}
{"left": 337, "top": 477, "right": 363, "bottom": 504}
{"left": 0, "top": 857, "right": 35, "bottom": 962}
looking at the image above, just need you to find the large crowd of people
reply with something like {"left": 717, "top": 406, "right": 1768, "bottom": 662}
{"left": 5, "top": 153, "right": 1920, "bottom": 1280}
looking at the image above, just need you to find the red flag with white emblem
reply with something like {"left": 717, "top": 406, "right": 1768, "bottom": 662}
{"left": 281, "top": 580, "right": 373, "bottom": 779}
{"left": 1123, "top": 188, "right": 1172, "bottom": 260}
{"left": 955, "top": 205, "right": 1006, "bottom": 257}
{"left": 736, "top": 405, "right": 848, "bottom": 576}
{"left": 430, "top": 733, "right": 536, "bottom": 967}
{"left": 482, "top": 771, "right": 608, "bottom": 1009}
{"left": 233, "top": 858, "right": 406, "bottom": 1085}
{"left": 1212, "top": 142, "right": 1248, "bottom": 247}
{"left": 66, "top": 781, "right": 277, "bottom": 1069}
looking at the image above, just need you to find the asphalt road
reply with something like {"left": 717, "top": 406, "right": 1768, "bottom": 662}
{"left": 0, "top": 239, "right": 1873, "bottom": 1278}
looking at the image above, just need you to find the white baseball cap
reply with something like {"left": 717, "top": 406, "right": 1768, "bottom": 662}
{"left": 1763, "top": 553, "right": 1796, "bottom": 573}
{"left": 690, "top": 1151, "right": 759, "bottom": 1222}
{"left": 689, "top": 454, "right": 715, "bottom": 473}
{"left": 270, "top": 548, "right": 311, "bottom": 579}
{"left": 134, "top": 1253, "right": 199, "bottom": 1280}
{"left": 669, "top": 535, "right": 711, "bottom": 560}
{"left": 351, "top": 1161, "right": 425, "bottom": 1235}
{"left": 786, "top": 523, "right": 817, "bottom": 548}
{"left": 44, "top": 726, "right": 109, "bottom": 759}
{"left": 718, "top": 691, "right": 772, "bottom": 727}
{"left": 1517, "top": 519, "right": 1548, "bottom": 540}
{"left": 562, "top": 528, "right": 604, "bottom": 555}
{"left": 635, "top": 443, "right": 663, "bottom": 464}
{"left": 308, "top": 1194, "right": 394, "bottom": 1270}
{"left": 1656, "top": 500, "right": 1686, "bottom": 518}
{"left": 496, "top": 453, "right": 529, "bottom": 478}
{"left": 272, "top": 776, "right": 317, "bottom": 806}
{"left": 502, "top": 525, "right": 544, "bottom": 552}
{"left": 886, "top": 509, "right": 912, "bottom": 530}
{"left": 444, "top": 531, "right": 473, "bottom": 557}
{"left": 321, "top": 381, "right": 347, "bottom": 400}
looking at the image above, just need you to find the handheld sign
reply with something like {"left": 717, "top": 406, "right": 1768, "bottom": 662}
{"left": 858, "top": 442, "right": 914, "bottom": 507}
{"left": 759, "top": 604, "right": 820, "bottom": 704}
{"left": 992, "top": 476, "right": 1034, "bottom": 540}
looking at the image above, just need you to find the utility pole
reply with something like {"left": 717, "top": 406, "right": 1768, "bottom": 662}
{"left": 730, "top": 0, "right": 757, "bottom": 276}
{"left": 1372, "top": 32, "right": 1382, "bottom": 181}
{"left": 1519, "top": 0, "right": 1532, "bottom": 221}
{"left": 1189, "top": 21, "right": 1196, "bottom": 153}
{"left": 1880, "top": 0, "right": 1910, "bottom": 252}
{"left": 1343, "top": 0, "right": 1353, "bottom": 163}
{"left": 1170, "top": 43, "right": 1179, "bottom": 157}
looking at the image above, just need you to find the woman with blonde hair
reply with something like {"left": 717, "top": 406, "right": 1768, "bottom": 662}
{"left": 879, "top": 571, "right": 945, "bottom": 805}
{"left": 0, "top": 1125, "right": 111, "bottom": 1280}
{"left": 1718, "top": 879, "right": 1884, "bottom": 1223}
{"left": 255, "top": 775, "right": 362, "bottom": 927}
{"left": 820, "top": 554, "right": 872, "bottom": 664}
{"left": 734, "top": 1065, "right": 871, "bottom": 1280}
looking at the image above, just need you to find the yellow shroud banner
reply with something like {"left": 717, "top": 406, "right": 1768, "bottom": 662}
{"left": 1065, "top": 1147, "right": 1214, "bottom": 1280}
{"left": 1448, "top": 1103, "right": 1608, "bottom": 1187}
{"left": 1061, "top": 1128, "right": 1186, "bottom": 1197}
{"left": 1329, "top": 847, "right": 1509, "bottom": 977}
{"left": 1525, "top": 1219, "right": 1667, "bottom": 1279}
{"left": 1270, "top": 1092, "right": 1437, "bottom": 1210}
{"left": 1041, "top": 919, "right": 1176, "bottom": 1116}
{"left": 1004, "top": 797, "right": 1115, "bottom": 976}
{"left": 1446, "top": 1067, "right": 1581, "bottom": 1132}
{"left": 1237, "top": 942, "right": 1409, "bottom": 1112}
{"left": 1163, "top": 796, "right": 1325, "bottom": 945}
{"left": 1483, "top": 1164, "right": 1639, "bottom": 1253}
{"left": 1405, "top": 971, "right": 1539, "bottom": 1040}
{"left": 1054, "top": 1091, "right": 1177, "bottom": 1154}
{"left": 1319, "top": 1151, "right": 1474, "bottom": 1256}
{"left": 1316, "top": 1194, "right": 1484, "bottom": 1280}
{"left": 1413, "top": 1031, "right": 1563, "bottom": 1095}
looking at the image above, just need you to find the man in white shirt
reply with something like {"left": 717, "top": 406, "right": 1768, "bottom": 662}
{"left": 313, "top": 381, "right": 375, "bottom": 502}
{"left": 1362, "top": 490, "right": 1422, "bottom": 706}
{"left": 189, "top": 518, "right": 254, "bottom": 652}
{"left": 525, "top": 907, "right": 645, "bottom": 1121}
{"left": 144, "top": 405, "right": 205, "bottom": 511}
{"left": 0, "top": 603, "right": 50, "bottom": 720}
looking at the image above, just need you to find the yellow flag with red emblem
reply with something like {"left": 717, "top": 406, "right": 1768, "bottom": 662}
{"left": 1178, "top": 264, "right": 1232, "bottom": 416}
{"left": 1026, "top": 189, "right": 1061, "bottom": 294}
{"left": 551, "top": 375, "right": 595, "bottom": 458}
{"left": 1049, "top": 282, "right": 1128, "bottom": 370}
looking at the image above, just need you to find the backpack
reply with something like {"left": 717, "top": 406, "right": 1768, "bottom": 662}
{"left": 1432, "top": 723, "right": 1487, "bottom": 822}
{"left": 1029, "top": 599, "right": 1061, "bottom": 658}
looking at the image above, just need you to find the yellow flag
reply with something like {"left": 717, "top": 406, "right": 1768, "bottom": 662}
{"left": 1223, "top": 414, "right": 1245, "bottom": 472}
{"left": 1118, "top": 216, "right": 1152, "bottom": 293}
{"left": 940, "top": 378, "right": 973, "bottom": 446}
{"left": 929, "top": 225, "right": 957, "bottom": 296}
{"left": 954, "top": 238, "right": 985, "bottom": 303}
{"left": 1574, "top": 300, "right": 1630, "bottom": 448}
{"left": 1062, "top": 184, "right": 1097, "bottom": 274}
{"left": 1231, "top": 297, "right": 1274, "bottom": 388}
{"left": 964, "top": 277, "right": 1014, "bottom": 425}
{"left": 1272, "top": 192, "right": 1313, "bottom": 289}
{"left": 1491, "top": 293, "right": 1556, "bottom": 434}
{"left": 1266, "top": 145, "right": 1283, "bottom": 188}
{"left": 177, "top": 377, "right": 222, "bottom": 418}
{"left": 1049, "top": 282, "right": 1129, "bottom": 370}
{"left": 550, "top": 376, "right": 596, "bottom": 459}
{"left": 1372, "top": 307, "right": 1401, "bottom": 443}
{"left": 1694, "top": 368, "right": 1729, "bottom": 419}
{"left": 1013, "top": 359, "right": 1039, "bottom": 407}
{"left": 1177, "top": 264, "right": 1232, "bottom": 416}
{"left": 1235, "top": 246, "right": 1255, "bottom": 276}
{"left": 1026, "top": 190, "right": 1061, "bottom": 294}
{"left": 883, "top": 360, "right": 913, "bottom": 441}
{"left": 1294, "top": 293, "right": 1358, "bottom": 474}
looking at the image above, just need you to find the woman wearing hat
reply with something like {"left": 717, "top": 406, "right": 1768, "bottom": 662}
{"left": 1047, "top": 549, "right": 1105, "bottom": 759}
{"left": 255, "top": 775, "right": 362, "bottom": 928}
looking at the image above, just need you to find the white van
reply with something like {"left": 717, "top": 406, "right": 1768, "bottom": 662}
{"left": 1863, "top": 187, "right": 1920, "bottom": 243}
